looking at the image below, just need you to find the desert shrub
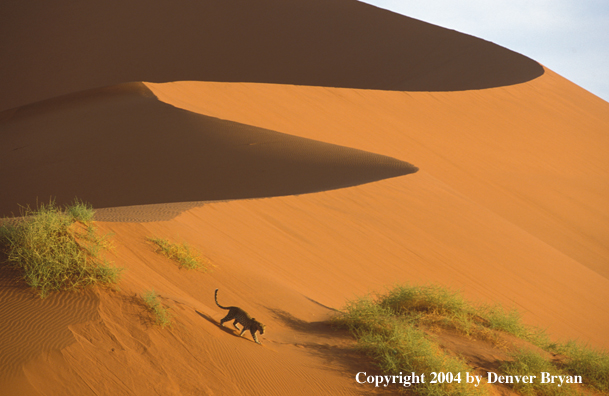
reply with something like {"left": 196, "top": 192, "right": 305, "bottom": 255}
{"left": 377, "top": 284, "right": 481, "bottom": 336}
{"left": 0, "top": 200, "right": 121, "bottom": 297}
{"left": 336, "top": 284, "right": 608, "bottom": 395}
{"left": 476, "top": 304, "right": 552, "bottom": 348}
{"left": 557, "top": 341, "right": 609, "bottom": 392}
{"left": 379, "top": 284, "right": 472, "bottom": 317}
{"left": 335, "top": 294, "right": 487, "bottom": 396}
{"left": 142, "top": 289, "right": 171, "bottom": 328}
{"left": 147, "top": 237, "right": 209, "bottom": 270}
{"left": 377, "top": 284, "right": 555, "bottom": 346}
{"left": 500, "top": 349, "right": 578, "bottom": 396}
{"left": 65, "top": 198, "right": 96, "bottom": 222}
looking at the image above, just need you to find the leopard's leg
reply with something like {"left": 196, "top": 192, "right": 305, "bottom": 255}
{"left": 251, "top": 330, "right": 261, "bottom": 345}
{"left": 220, "top": 314, "right": 231, "bottom": 327}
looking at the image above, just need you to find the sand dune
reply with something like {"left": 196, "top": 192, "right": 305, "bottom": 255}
{"left": 0, "top": 0, "right": 543, "bottom": 111}
{"left": 6, "top": 171, "right": 608, "bottom": 395}
{"left": 1, "top": 0, "right": 608, "bottom": 395}
{"left": 0, "top": 83, "right": 416, "bottom": 217}
{"left": 146, "top": 72, "right": 609, "bottom": 281}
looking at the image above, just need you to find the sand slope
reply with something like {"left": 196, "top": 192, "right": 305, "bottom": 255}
{"left": 5, "top": 170, "right": 608, "bottom": 395}
{"left": 1, "top": 0, "right": 609, "bottom": 395}
{"left": 146, "top": 70, "right": 609, "bottom": 281}
{"left": 0, "top": 270, "right": 99, "bottom": 393}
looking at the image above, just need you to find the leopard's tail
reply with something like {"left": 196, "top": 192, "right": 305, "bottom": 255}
{"left": 215, "top": 288, "right": 229, "bottom": 310}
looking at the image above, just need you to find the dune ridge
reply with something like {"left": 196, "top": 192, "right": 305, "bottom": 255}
{"left": 0, "top": 0, "right": 543, "bottom": 112}
{"left": 0, "top": 82, "right": 417, "bottom": 217}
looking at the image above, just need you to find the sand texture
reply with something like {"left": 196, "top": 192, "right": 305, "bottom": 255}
{"left": 1, "top": 0, "right": 608, "bottom": 395}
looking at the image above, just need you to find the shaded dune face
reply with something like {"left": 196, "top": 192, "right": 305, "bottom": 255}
{"left": 0, "top": 0, "right": 543, "bottom": 111}
{"left": 0, "top": 84, "right": 417, "bottom": 216}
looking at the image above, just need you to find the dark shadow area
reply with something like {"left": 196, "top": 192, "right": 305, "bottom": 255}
{"left": 0, "top": 0, "right": 544, "bottom": 111}
{"left": 267, "top": 307, "right": 412, "bottom": 395}
{"left": 302, "top": 295, "right": 341, "bottom": 313}
{"left": 268, "top": 308, "right": 340, "bottom": 339}
{"left": 0, "top": 256, "right": 25, "bottom": 290}
{"left": 300, "top": 343, "right": 414, "bottom": 395}
{"left": 194, "top": 310, "right": 217, "bottom": 326}
{"left": 0, "top": 84, "right": 418, "bottom": 217}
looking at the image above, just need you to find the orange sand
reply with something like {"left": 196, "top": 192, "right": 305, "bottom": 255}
{"left": 1, "top": 0, "right": 608, "bottom": 394}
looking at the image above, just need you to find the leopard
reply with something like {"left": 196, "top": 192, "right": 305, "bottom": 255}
{"left": 215, "top": 288, "right": 266, "bottom": 345}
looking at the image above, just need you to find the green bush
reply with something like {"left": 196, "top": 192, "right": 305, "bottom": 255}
{"left": 379, "top": 284, "right": 471, "bottom": 317}
{"left": 500, "top": 349, "right": 578, "bottom": 396}
{"left": 142, "top": 289, "right": 171, "bottom": 328}
{"left": 335, "top": 295, "right": 487, "bottom": 395}
{"left": 147, "top": 237, "right": 209, "bottom": 270}
{"left": 0, "top": 200, "right": 122, "bottom": 297}
{"left": 557, "top": 341, "right": 609, "bottom": 392}
{"left": 336, "top": 284, "right": 608, "bottom": 395}
{"left": 65, "top": 198, "right": 96, "bottom": 222}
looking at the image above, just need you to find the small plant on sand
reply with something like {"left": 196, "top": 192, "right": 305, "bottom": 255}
{"left": 142, "top": 289, "right": 171, "bottom": 328}
{"left": 0, "top": 200, "right": 121, "bottom": 298}
{"left": 65, "top": 198, "right": 96, "bottom": 222}
{"left": 147, "top": 237, "right": 209, "bottom": 270}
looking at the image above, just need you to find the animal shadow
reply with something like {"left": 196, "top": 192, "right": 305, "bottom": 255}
{"left": 266, "top": 308, "right": 386, "bottom": 395}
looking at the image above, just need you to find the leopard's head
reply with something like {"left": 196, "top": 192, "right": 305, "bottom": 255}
{"left": 252, "top": 319, "right": 266, "bottom": 335}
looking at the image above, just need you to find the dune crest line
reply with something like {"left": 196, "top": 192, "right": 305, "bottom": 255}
{"left": 0, "top": 0, "right": 543, "bottom": 111}
{"left": 0, "top": 83, "right": 418, "bottom": 219}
